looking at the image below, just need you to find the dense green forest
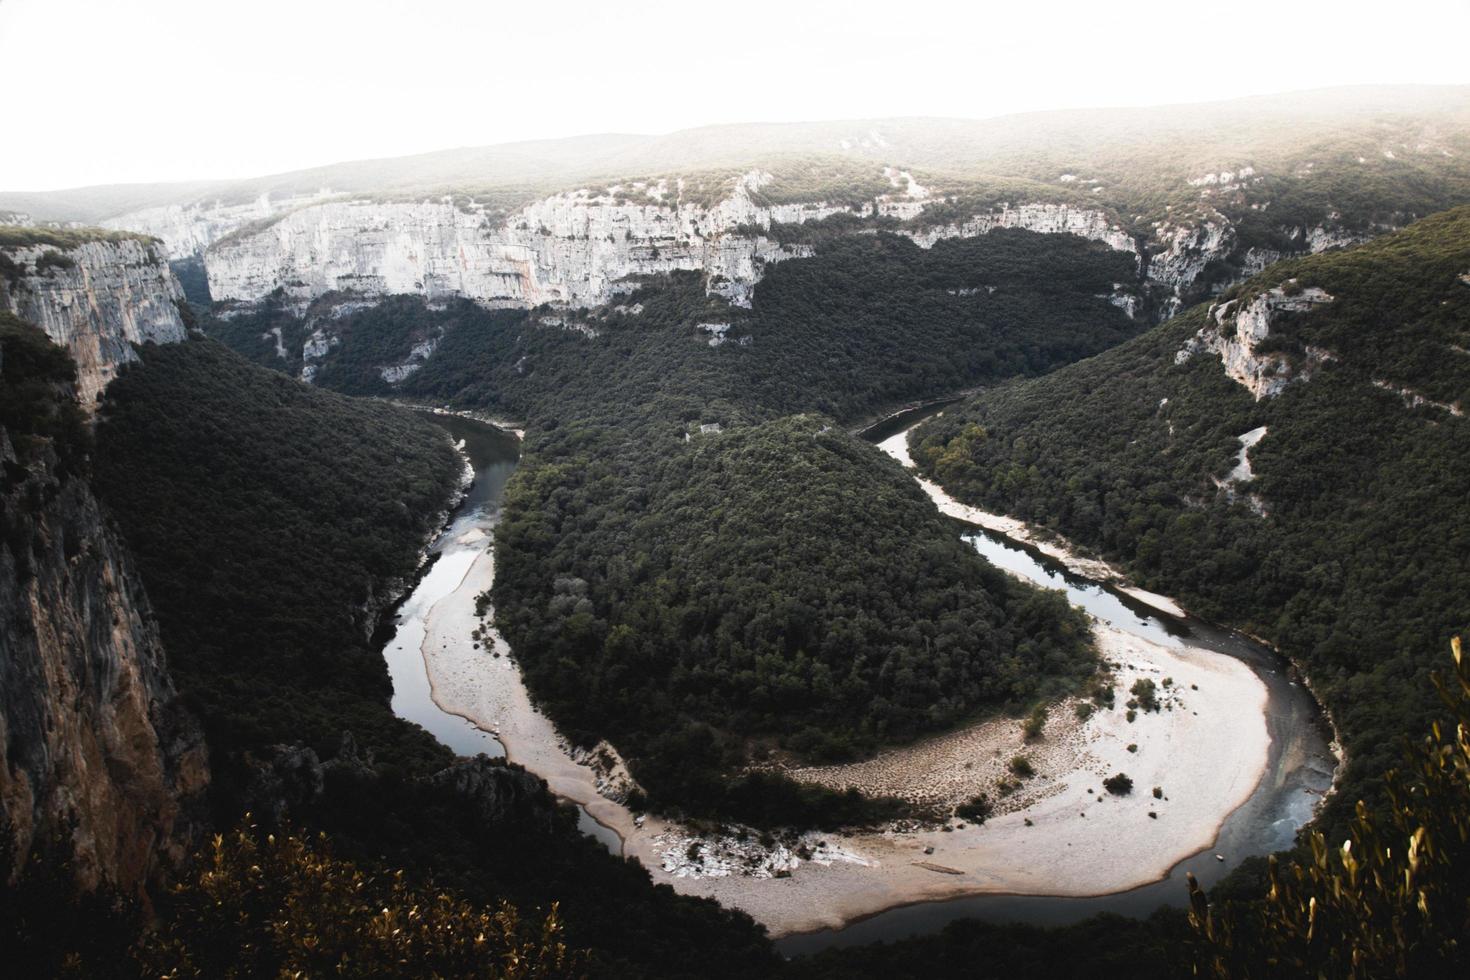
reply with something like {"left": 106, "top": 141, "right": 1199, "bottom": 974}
{"left": 202, "top": 229, "right": 1129, "bottom": 822}
{"left": 0, "top": 312, "right": 89, "bottom": 474}
{"left": 93, "top": 338, "right": 463, "bottom": 774}
{"left": 494, "top": 415, "right": 1091, "bottom": 825}
{"left": 913, "top": 207, "right": 1470, "bottom": 827}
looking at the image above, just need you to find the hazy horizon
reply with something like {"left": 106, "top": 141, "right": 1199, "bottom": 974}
{"left": 2, "top": 0, "right": 1467, "bottom": 191}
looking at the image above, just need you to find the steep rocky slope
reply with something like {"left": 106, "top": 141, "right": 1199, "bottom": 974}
{"left": 0, "top": 313, "right": 206, "bottom": 894}
{"left": 0, "top": 230, "right": 188, "bottom": 404}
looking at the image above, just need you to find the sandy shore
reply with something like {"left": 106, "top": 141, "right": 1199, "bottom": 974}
{"left": 879, "top": 431, "right": 1187, "bottom": 619}
{"left": 416, "top": 529, "right": 642, "bottom": 844}
{"left": 413, "top": 514, "right": 1270, "bottom": 938}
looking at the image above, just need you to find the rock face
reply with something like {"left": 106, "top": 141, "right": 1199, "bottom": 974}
{"left": 202, "top": 173, "right": 839, "bottom": 312}
{"left": 898, "top": 202, "right": 1139, "bottom": 257}
{"left": 1147, "top": 216, "right": 1234, "bottom": 315}
{"left": 1, "top": 237, "right": 188, "bottom": 404}
{"left": 201, "top": 189, "right": 1150, "bottom": 315}
{"left": 0, "top": 420, "right": 207, "bottom": 894}
{"left": 102, "top": 165, "right": 1408, "bottom": 325}
{"left": 1177, "top": 284, "right": 1336, "bottom": 398}
{"left": 101, "top": 192, "right": 333, "bottom": 260}
{"left": 428, "top": 756, "right": 561, "bottom": 828}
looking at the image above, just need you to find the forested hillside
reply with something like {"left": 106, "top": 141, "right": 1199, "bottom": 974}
{"left": 212, "top": 228, "right": 1139, "bottom": 419}
{"left": 913, "top": 208, "right": 1470, "bottom": 823}
{"left": 495, "top": 415, "right": 1091, "bottom": 825}
{"left": 93, "top": 338, "right": 464, "bottom": 774}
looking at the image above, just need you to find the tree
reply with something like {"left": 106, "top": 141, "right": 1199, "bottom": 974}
{"left": 139, "top": 822, "right": 585, "bottom": 979}
{"left": 1188, "top": 637, "right": 1470, "bottom": 978}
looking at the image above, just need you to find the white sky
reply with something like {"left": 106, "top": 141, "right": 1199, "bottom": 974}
{"left": 1, "top": 0, "right": 1467, "bottom": 190}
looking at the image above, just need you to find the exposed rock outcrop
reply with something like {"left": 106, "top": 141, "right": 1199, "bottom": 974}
{"left": 1, "top": 236, "right": 187, "bottom": 404}
{"left": 899, "top": 201, "right": 1139, "bottom": 257}
{"left": 428, "top": 756, "right": 560, "bottom": 828}
{"left": 1148, "top": 216, "right": 1234, "bottom": 315}
{"left": 0, "top": 413, "right": 207, "bottom": 894}
{"left": 1177, "top": 283, "right": 1335, "bottom": 398}
{"left": 202, "top": 173, "right": 839, "bottom": 312}
{"left": 101, "top": 191, "right": 335, "bottom": 260}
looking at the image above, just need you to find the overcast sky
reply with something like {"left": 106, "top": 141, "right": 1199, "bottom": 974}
{"left": 2, "top": 0, "right": 1467, "bottom": 190}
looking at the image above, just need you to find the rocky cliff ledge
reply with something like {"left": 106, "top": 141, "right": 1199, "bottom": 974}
{"left": 1, "top": 234, "right": 188, "bottom": 405}
{"left": 1177, "top": 283, "right": 1336, "bottom": 398}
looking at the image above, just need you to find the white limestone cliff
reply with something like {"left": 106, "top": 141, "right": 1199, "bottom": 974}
{"left": 898, "top": 202, "right": 1138, "bottom": 257}
{"left": 102, "top": 191, "right": 335, "bottom": 260}
{"left": 101, "top": 165, "right": 1398, "bottom": 324}
{"left": 1176, "top": 283, "right": 1335, "bottom": 399}
{"left": 202, "top": 173, "right": 842, "bottom": 313}
{"left": 186, "top": 179, "right": 1152, "bottom": 315}
{"left": 1, "top": 237, "right": 188, "bottom": 404}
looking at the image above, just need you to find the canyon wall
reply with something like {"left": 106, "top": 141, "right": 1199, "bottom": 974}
{"left": 102, "top": 168, "right": 1398, "bottom": 324}
{"left": 1, "top": 236, "right": 188, "bottom": 404}
{"left": 0, "top": 334, "right": 207, "bottom": 893}
{"left": 199, "top": 174, "right": 840, "bottom": 311}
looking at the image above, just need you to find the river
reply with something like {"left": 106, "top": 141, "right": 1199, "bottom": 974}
{"left": 380, "top": 411, "right": 623, "bottom": 854}
{"left": 772, "top": 413, "right": 1338, "bottom": 955}
{"left": 378, "top": 409, "right": 1334, "bottom": 953}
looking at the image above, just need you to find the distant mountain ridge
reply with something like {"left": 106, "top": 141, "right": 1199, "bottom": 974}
{"left": 4, "top": 84, "right": 1467, "bottom": 222}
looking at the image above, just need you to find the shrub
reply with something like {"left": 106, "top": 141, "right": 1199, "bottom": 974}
{"left": 1009, "top": 755, "right": 1035, "bottom": 778}
{"left": 33, "top": 250, "right": 75, "bottom": 274}
{"left": 1131, "top": 678, "right": 1160, "bottom": 712}
{"left": 1103, "top": 773, "right": 1134, "bottom": 796}
{"left": 1188, "top": 638, "right": 1470, "bottom": 978}
{"left": 1022, "top": 704, "right": 1049, "bottom": 741}
{"left": 956, "top": 794, "right": 994, "bottom": 823}
{"left": 138, "top": 823, "right": 584, "bottom": 978}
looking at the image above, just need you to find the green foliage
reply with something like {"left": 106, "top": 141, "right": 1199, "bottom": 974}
{"left": 233, "top": 228, "right": 1142, "bottom": 425}
{"left": 1022, "top": 703, "right": 1049, "bottom": 741}
{"left": 32, "top": 250, "right": 75, "bottom": 274}
{"left": 0, "top": 225, "right": 155, "bottom": 250}
{"left": 1188, "top": 638, "right": 1470, "bottom": 978}
{"left": 0, "top": 313, "right": 89, "bottom": 475}
{"left": 494, "top": 415, "right": 1093, "bottom": 826}
{"left": 955, "top": 793, "right": 994, "bottom": 824}
{"left": 1130, "top": 678, "right": 1160, "bottom": 712}
{"left": 139, "top": 823, "right": 585, "bottom": 979}
{"left": 1009, "top": 755, "right": 1035, "bottom": 778}
{"left": 91, "top": 337, "right": 463, "bottom": 776}
{"left": 914, "top": 208, "right": 1470, "bottom": 827}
